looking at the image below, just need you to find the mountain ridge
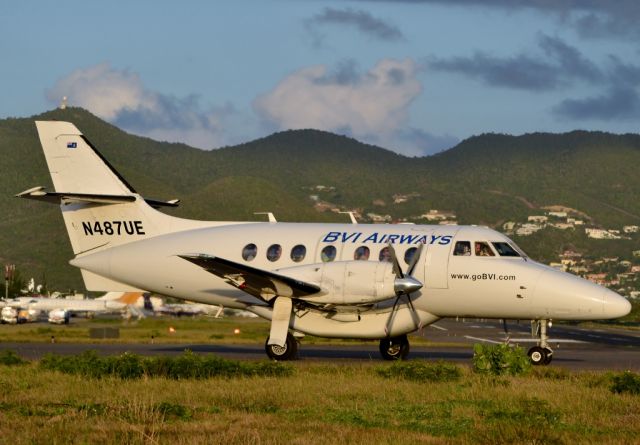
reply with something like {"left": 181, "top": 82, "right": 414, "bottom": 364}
{"left": 1, "top": 107, "right": 639, "bottom": 289}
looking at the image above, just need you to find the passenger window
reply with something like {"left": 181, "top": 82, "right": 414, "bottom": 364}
{"left": 291, "top": 244, "right": 306, "bottom": 262}
{"left": 491, "top": 242, "right": 520, "bottom": 257}
{"left": 404, "top": 247, "right": 418, "bottom": 265}
{"left": 379, "top": 246, "right": 392, "bottom": 262}
{"left": 453, "top": 241, "right": 471, "bottom": 256}
{"left": 474, "top": 242, "right": 495, "bottom": 257}
{"left": 266, "top": 244, "right": 282, "bottom": 262}
{"left": 321, "top": 245, "right": 337, "bottom": 262}
{"left": 354, "top": 246, "right": 370, "bottom": 261}
{"left": 242, "top": 243, "right": 257, "bottom": 261}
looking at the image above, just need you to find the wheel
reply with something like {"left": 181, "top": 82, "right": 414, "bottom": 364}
{"left": 265, "top": 333, "right": 298, "bottom": 361}
{"left": 528, "top": 346, "right": 549, "bottom": 366}
{"left": 379, "top": 335, "right": 410, "bottom": 360}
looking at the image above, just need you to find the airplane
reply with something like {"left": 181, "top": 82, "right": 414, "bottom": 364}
{"left": 1, "top": 292, "right": 143, "bottom": 323}
{"left": 16, "top": 121, "right": 631, "bottom": 364}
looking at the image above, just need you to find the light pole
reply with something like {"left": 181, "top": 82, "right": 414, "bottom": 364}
{"left": 4, "top": 264, "right": 14, "bottom": 300}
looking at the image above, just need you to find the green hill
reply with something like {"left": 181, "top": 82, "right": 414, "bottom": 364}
{"left": 1, "top": 107, "right": 639, "bottom": 290}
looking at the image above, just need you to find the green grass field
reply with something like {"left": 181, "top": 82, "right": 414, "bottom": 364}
{"left": 0, "top": 316, "right": 463, "bottom": 347}
{"left": 0, "top": 357, "right": 638, "bottom": 444}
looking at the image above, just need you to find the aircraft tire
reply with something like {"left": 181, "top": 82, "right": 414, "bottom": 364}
{"left": 379, "top": 335, "right": 410, "bottom": 360}
{"left": 265, "top": 333, "right": 298, "bottom": 361}
{"left": 528, "top": 346, "right": 549, "bottom": 366}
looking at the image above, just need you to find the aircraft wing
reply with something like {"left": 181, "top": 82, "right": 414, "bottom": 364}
{"left": 179, "top": 254, "right": 321, "bottom": 302}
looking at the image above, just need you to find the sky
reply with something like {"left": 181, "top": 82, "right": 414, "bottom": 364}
{"left": 2, "top": 1, "right": 640, "bottom": 156}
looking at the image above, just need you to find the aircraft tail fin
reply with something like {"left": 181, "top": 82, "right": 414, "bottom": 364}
{"left": 21, "top": 121, "right": 216, "bottom": 291}
{"left": 35, "top": 121, "right": 136, "bottom": 196}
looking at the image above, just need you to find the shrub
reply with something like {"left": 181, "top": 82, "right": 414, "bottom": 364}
{"left": 156, "top": 402, "right": 192, "bottom": 420}
{"left": 39, "top": 350, "right": 293, "bottom": 379}
{"left": 472, "top": 343, "right": 531, "bottom": 376}
{"left": 375, "top": 361, "right": 462, "bottom": 382}
{"left": 0, "top": 349, "right": 27, "bottom": 366}
{"left": 610, "top": 371, "right": 640, "bottom": 395}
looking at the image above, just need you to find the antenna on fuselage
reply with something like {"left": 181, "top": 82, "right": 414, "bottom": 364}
{"left": 339, "top": 211, "right": 358, "bottom": 224}
{"left": 254, "top": 212, "right": 277, "bottom": 223}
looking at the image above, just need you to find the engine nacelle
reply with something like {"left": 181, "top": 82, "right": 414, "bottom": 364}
{"left": 278, "top": 261, "right": 398, "bottom": 305}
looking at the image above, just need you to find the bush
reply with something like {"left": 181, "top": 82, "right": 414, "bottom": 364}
{"left": 0, "top": 349, "right": 27, "bottom": 366}
{"left": 375, "top": 361, "right": 462, "bottom": 382}
{"left": 472, "top": 343, "right": 531, "bottom": 376}
{"left": 39, "top": 350, "right": 294, "bottom": 379}
{"left": 610, "top": 371, "right": 640, "bottom": 395}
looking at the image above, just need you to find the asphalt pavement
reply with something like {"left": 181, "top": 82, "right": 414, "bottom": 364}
{"left": 2, "top": 319, "right": 638, "bottom": 371}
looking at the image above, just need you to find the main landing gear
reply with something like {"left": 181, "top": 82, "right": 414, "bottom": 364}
{"left": 379, "top": 334, "right": 410, "bottom": 360}
{"left": 528, "top": 319, "right": 553, "bottom": 366}
{"left": 265, "top": 332, "right": 298, "bottom": 361}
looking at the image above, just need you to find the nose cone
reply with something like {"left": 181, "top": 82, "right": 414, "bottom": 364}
{"left": 394, "top": 277, "right": 423, "bottom": 295}
{"left": 602, "top": 289, "right": 632, "bottom": 319}
{"left": 533, "top": 268, "right": 629, "bottom": 320}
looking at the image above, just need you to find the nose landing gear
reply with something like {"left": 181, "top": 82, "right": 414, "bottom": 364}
{"left": 528, "top": 319, "right": 553, "bottom": 365}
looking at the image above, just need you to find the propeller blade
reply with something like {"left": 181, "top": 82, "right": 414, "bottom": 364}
{"left": 406, "top": 242, "right": 424, "bottom": 277}
{"left": 387, "top": 243, "right": 404, "bottom": 278}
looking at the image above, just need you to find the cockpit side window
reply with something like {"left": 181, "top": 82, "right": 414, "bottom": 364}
{"left": 453, "top": 241, "right": 471, "bottom": 256}
{"left": 492, "top": 242, "right": 520, "bottom": 257}
{"left": 474, "top": 241, "right": 495, "bottom": 257}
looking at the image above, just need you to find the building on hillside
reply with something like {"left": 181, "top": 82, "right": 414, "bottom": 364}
{"left": 585, "top": 228, "right": 621, "bottom": 240}
{"left": 367, "top": 213, "right": 392, "bottom": 222}
{"left": 528, "top": 215, "right": 548, "bottom": 223}
{"left": 516, "top": 223, "right": 543, "bottom": 236}
{"left": 561, "top": 250, "right": 583, "bottom": 259}
{"left": 623, "top": 225, "right": 639, "bottom": 233}
{"left": 503, "top": 221, "right": 516, "bottom": 231}
{"left": 548, "top": 211, "right": 568, "bottom": 218}
{"left": 550, "top": 222, "right": 574, "bottom": 230}
{"left": 585, "top": 273, "right": 607, "bottom": 285}
{"left": 421, "top": 210, "right": 456, "bottom": 221}
{"left": 549, "top": 262, "right": 565, "bottom": 271}
{"left": 569, "top": 265, "right": 589, "bottom": 274}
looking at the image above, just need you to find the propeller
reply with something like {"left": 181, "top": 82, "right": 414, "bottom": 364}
{"left": 384, "top": 242, "right": 424, "bottom": 335}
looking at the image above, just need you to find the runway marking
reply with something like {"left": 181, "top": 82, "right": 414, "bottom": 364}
{"left": 429, "top": 324, "right": 448, "bottom": 331}
{"left": 464, "top": 336, "right": 587, "bottom": 344}
{"left": 508, "top": 338, "right": 586, "bottom": 344}
{"left": 464, "top": 336, "right": 502, "bottom": 344}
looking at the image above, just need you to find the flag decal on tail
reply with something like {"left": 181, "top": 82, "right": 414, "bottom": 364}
{"left": 67, "top": 142, "right": 77, "bottom": 148}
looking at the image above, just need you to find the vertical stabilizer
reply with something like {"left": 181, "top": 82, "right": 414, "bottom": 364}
{"left": 35, "top": 121, "right": 135, "bottom": 195}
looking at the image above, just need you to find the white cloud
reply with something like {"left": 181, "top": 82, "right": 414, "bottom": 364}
{"left": 46, "top": 63, "right": 231, "bottom": 148}
{"left": 253, "top": 58, "right": 425, "bottom": 152}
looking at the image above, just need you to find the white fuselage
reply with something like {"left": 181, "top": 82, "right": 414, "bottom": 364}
{"left": 71, "top": 222, "right": 630, "bottom": 339}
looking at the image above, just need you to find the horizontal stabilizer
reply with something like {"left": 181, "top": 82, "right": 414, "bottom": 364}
{"left": 16, "top": 186, "right": 179, "bottom": 208}
{"left": 179, "top": 254, "right": 320, "bottom": 302}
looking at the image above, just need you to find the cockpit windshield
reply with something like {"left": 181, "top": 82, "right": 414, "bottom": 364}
{"left": 491, "top": 242, "right": 521, "bottom": 257}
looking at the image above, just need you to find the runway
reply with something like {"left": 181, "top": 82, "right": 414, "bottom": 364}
{"left": 3, "top": 319, "right": 639, "bottom": 371}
